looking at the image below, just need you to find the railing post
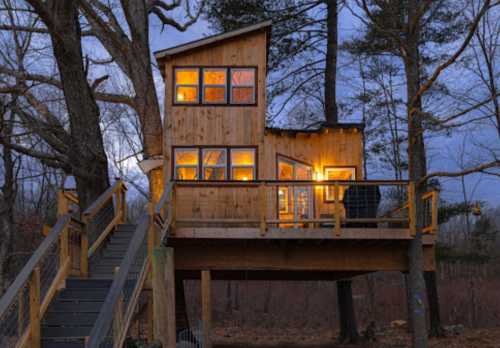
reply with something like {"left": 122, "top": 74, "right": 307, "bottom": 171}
{"left": 408, "top": 182, "right": 417, "bottom": 237}
{"left": 431, "top": 191, "right": 438, "bottom": 234}
{"left": 147, "top": 203, "right": 155, "bottom": 259}
{"left": 122, "top": 184, "right": 127, "bottom": 223}
{"left": 80, "top": 221, "right": 89, "bottom": 278}
{"left": 259, "top": 182, "right": 267, "bottom": 236}
{"left": 334, "top": 181, "right": 341, "bottom": 236}
{"left": 113, "top": 267, "right": 124, "bottom": 347}
{"left": 29, "top": 267, "right": 41, "bottom": 348}
{"left": 57, "top": 190, "right": 68, "bottom": 216}
{"left": 59, "top": 224, "right": 69, "bottom": 289}
{"left": 115, "top": 184, "right": 124, "bottom": 224}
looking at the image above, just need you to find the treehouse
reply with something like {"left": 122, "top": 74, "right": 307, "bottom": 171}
{"left": 0, "top": 21, "right": 439, "bottom": 348}
{"left": 152, "top": 20, "right": 438, "bottom": 279}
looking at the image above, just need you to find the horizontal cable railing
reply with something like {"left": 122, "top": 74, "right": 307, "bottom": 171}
{"left": 173, "top": 180, "right": 439, "bottom": 236}
{"left": 0, "top": 214, "right": 74, "bottom": 348}
{"left": 0, "top": 179, "right": 128, "bottom": 348}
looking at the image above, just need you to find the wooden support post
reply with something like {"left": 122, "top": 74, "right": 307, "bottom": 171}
{"left": 80, "top": 226, "right": 89, "bottom": 278}
{"left": 170, "top": 185, "right": 176, "bottom": 236}
{"left": 334, "top": 182, "right": 341, "bottom": 236}
{"left": 29, "top": 267, "right": 41, "bottom": 348}
{"left": 201, "top": 270, "right": 212, "bottom": 348}
{"left": 146, "top": 291, "right": 154, "bottom": 343}
{"left": 152, "top": 247, "right": 176, "bottom": 348}
{"left": 18, "top": 291, "right": 24, "bottom": 336}
{"left": 431, "top": 191, "right": 438, "bottom": 234}
{"left": 408, "top": 182, "right": 417, "bottom": 237}
{"left": 147, "top": 203, "right": 155, "bottom": 260}
{"left": 115, "top": 186, "right": 123, "bottom": 224}
{"left": 259, "top": 183, "right": 267, "bottom": 236}
{"left": 59, "top": 224, "right": 69, "bottom": 289}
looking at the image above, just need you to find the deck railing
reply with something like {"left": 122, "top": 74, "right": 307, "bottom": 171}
{"left": 0, "top": 180, "right": 126, "bottom": 348}
{"left": 172, "top": 180, "right": 439, "bottom": 237}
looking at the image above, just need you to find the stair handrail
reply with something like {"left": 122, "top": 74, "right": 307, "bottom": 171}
{"left": 0, "top": 214, "right": 75, "bottom": 348}
{"left": 82, "top": 180, "right": 127, "bottom": 274}
{"left": 86, "top": 184, "right": 176, "bottom": 347}
{"left": 85, "top": 214, "right": 149, "bottom": 348}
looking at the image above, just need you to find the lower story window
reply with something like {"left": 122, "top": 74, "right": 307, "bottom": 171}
{"left": 324, "top": 167, "right": 356, "bottom": 201}
{"left": 173, "top": 147, "right": 256, "bottom": 181}
{"left": 230, "top": 148, "right": 256, "bottom": 180}
{"left": 174, "top": 148, "right": 199, "bottom": 180}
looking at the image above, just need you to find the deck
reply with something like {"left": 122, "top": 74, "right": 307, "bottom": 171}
{"left": 159, "top": 180, "right": 438, "bottom": 279}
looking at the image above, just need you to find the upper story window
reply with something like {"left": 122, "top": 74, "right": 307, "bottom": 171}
{"left": 174, "top": 148, "right": 199, "bottom": 180}
{"left": 230, "top": 148, "right": 256, "bottom": 180}
{"left": 175, "top": 69, "right": 199, "bottom": 103}
{"left": 174, "top": 67, "right": 256, "bottom": 105}
{"left": 202, "top": 148, "right": 227, "bottom": 180}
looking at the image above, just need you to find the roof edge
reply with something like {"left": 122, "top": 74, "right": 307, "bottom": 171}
{"left": 154, "top": 20, "right": 272, "bottom": 61}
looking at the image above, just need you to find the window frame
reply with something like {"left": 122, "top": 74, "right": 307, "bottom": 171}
{"left": 172, "top": 66, "right": 257, "bottom": 106}
{"left": 230, "top": 68, "right": 257, "bottom": 105}
{"left": 229, "top": 148, "right": 256, "bottom": 181}
{"left": 171, "top": 146, "right": 258, "bottom": 181}
{"left": 323, "top": 166, "right": 357, "bottom": 202}
{"left": 174, "top": 68, "right": 200, "bottom": 104}
{"left": 201, "top": 68, "right": 227, "bottom": 104}
{"left": 202, "top": 148, "right": 228, "bottom": 180}
{"left": 173, "top": 148, "right": 200, "bottom": 180}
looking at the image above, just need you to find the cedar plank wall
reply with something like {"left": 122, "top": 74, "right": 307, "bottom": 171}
{"left": 163, "top": 30, "right": 267, "bottom": 222}
{"left": 161, "top": 29, "right": 363, "bottom": 222}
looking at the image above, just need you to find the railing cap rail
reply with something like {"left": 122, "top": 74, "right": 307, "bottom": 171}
{"left": 0, "top": 214, "right": 71, "bottom": 318}
{"left": 82, "top": 180, "right": 125, "bottom": 219}
{"left": 173, "top": 179, "right": 410, "bottom": 186}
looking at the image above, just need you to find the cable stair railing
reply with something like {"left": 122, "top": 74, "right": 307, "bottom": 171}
{"left": 0, "top": 179, "right": 127, "bottom": 348}
{"left": 86, "top": 182, "right": 176, "bottom": 348}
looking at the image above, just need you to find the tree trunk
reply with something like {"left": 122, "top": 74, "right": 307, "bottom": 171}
{"left": 405, "top": 1, "right": 429, "bottom": 347}
{"left": 337, "top": 280, "right": 360, "bottom": 344}
{"left": 28, "top": 0, "right": 110, "bottom": 210}
{"left": 324, "top": 0, "right": 338, "bottom": 125}
{"left": 424, "top": 271, "right": 443, "bottom": 337}
{"left": 0, "top": 106, "right": 16, "bottom": 294}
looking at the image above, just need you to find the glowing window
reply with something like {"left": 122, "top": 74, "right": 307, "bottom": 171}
{"left": 202, "top": 149, "right": 227, "bottom": 180}
{"left": 230, "top": 149, "right": 255, "bottom": 180}
{"left": 203, "top": 69, "right": 227, "bottom": 104}
{"left": 175, "top": 68, "right": 199, "bottom": 103}
{"left": 174, "top": 148, "right": 199, "bottom": 180}
{"left": 324, "top": 167, "right": 356, "bottom": 201}
{"left": 230, "top": 68, "right": 255, "bottom": 104}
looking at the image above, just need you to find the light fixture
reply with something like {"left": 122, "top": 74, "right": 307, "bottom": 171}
{"left": 314, "top": 171, "right": 323, "bottom": 182}
{"left": 242, "top": 176, "right": 248, "bottom": 181}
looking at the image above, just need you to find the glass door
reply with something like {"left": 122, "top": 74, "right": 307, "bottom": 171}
{"left": 278, "top": 158, "right": 313, "bottom": 224}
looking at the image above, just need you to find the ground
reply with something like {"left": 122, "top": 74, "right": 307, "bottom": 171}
{"left": 212, "top": 326, "right": 500, "bottom": 348}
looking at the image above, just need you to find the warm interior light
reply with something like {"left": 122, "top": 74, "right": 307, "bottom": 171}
{"left": 314, "top": 171, "right": 324, "bottom": 181}
{"left": 242, "top": 176, "right": 248, "bottom": 181}
{"left": 177, "top": 93, "right": 184, "bottom": 101}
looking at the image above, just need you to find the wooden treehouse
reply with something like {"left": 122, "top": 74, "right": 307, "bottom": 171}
{"left": 0, "top": 22, "right": 438, "bottom": 348}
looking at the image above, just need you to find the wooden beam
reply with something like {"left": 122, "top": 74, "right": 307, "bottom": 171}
{"left": 80, "top": 228, "right": 89, "bottom": 278}
{"left": 29, "top": 267, "right": 41, "bottom": 348}
{"left": 152, "top": 247, "right": 176, "bottom": 348}
{"left": 334, "top": 182, "right": 341, "bottom": 236}
{"left": 172, "top": 240, "right": 436, "bottom": 272}
{"left": 201, "top": 270, "right": 212, "bottom": 348}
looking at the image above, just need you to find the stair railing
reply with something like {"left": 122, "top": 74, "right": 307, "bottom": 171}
{"left": 0, "top": 214, "right": 79, "bottom": 348}
{"left": 81, "top": 180, "right": 127, "bottom": 277}
{"left": 86, "top": 183, "right": 176, "bottom": 348}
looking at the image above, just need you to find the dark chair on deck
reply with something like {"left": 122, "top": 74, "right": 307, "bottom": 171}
{"left": 342, "top": 185, "right": 381, "bottom": 228}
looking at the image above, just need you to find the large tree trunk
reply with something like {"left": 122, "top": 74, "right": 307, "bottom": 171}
{"left": 336, "top": 280, "right": 360, "bottom": 344}
{"left": 28, "top": 0, "right": 110, "bottom": 210}
{"left": 324, "top": 0, "right": 338, "bottom": 125}
{"left": 424, "top": 271, "right": 443, "bottom": 337}
{"left": 0, "top": 106, "right": 16, "bottom": 294}
{"left": 405, "top": 1, "right": 429, "bottom": 347}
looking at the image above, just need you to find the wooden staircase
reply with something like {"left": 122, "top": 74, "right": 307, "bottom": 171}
{"left": 41, "top": 224, "right": 138, "bottom": 348}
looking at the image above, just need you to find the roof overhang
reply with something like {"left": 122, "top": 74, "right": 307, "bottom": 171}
{"left": 154, "top": 21, "right": 272, "bottom": 77}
